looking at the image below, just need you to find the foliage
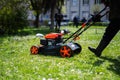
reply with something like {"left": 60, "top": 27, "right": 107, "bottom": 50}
{"left": 0, "top": 26, "right": 120, "bottom": 79}
{"left": 43, "top": 0, "right": 64, "bottom": 29}
{"left": 0, "top": 0, "right": 28, "bottom": 34}
{"left": 68, "top": 22, "right": 109, "bottom": 26}
{"left": 93, "top": 22, "right": 109, "bottom": 26}
{"left": 42, "top": 0, "right": 64, "bottom": 13}
{"left": 30, "top": 0, "right": 44, "bottom": 28}
{"left": 92, "top": 4, "right": 102, "bottom": 14}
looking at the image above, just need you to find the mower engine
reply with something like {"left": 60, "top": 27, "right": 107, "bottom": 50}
{"left": 43, "top": 33, "right": 63, "bottom": 45}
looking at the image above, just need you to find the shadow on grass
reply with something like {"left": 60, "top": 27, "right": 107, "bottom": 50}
{"left": 38, "top": 53, "right": 62, "bottom": 58}
{"left": 100, "top": 56, "right": 120, "bottom": 76}
{"left": 17, "top": 27, "right": 55, "bottom": 36}
{"left": 0, "top": 27, "right": 55, "bottom": 42}
{"left": 33, "top": 51, "right": 79, "bottom": 58}
{"left": 92, "top": 59, "right": 104, "bottom": 66}
{"left": 0, "top": 27, "right": 55, "bottom": 37}
{"left": 93, "top": 56, "right": 120, "bottom": 76}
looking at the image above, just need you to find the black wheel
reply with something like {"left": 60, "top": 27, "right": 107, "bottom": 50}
{"left": 74, "top": 43, "right": 82, "bottom": 54}
{"left": 60, "top": 45, "right": 73, "bottom": 58}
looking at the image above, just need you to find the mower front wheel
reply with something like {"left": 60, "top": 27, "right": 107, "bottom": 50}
{"left": 60, "top": 45, "right": 73, "bottom": 58}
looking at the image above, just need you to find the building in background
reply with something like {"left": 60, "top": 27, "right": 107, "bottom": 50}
{"left": 65, "top": 0, "right": 108, "bottom": 22}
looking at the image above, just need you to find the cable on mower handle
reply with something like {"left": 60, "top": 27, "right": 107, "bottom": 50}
{"left": 63, "top": 6, "right": 109, "bottom": 44}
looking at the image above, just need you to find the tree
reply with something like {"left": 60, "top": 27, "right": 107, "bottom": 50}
{"left": 30, "top": 0, "right": 44, "bottom": 28}
{"left": 0, "top": 0, "right": 29, "bottom": 34}
{"left": 29, "top": 0, "right": 64, "bottom": 29}
{"left": 92, "top": 4, "right": 101, "bottom": 15}
{"left": 43, "top": 0, "right": 64, "bottom": 30}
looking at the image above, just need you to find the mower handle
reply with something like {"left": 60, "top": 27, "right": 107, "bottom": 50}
{"left": 63, "top": 7, "right": 109, "bottom": 44}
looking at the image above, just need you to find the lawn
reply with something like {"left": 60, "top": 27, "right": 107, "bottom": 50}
{"left": 0, "top": 26, "right": 120, "bottom": 80}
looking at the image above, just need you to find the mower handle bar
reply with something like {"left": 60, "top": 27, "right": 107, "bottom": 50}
{"left": 63, "top": 7, "right": 109, "bottom": 43}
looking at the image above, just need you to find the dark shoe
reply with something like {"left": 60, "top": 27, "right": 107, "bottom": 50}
{"left": 88, "top": 47, "right": 101, "bottom": 57}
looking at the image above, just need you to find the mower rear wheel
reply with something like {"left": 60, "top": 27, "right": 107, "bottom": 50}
{"left": 60, "top": 45, "right": 72, "bottom": 58}
{"left": 30, "top": 46, "right": 39, "bottom": 55}
{"left": 74, "top": 43, "right": 82, "bottom": 54}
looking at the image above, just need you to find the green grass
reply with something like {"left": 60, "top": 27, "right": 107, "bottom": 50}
{"left": 0, "top": 26, "right": 120, "bottom": 80}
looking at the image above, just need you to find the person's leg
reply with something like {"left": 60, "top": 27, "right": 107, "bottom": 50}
{"left": 58, "top": 21, "right": 61, "bottom": 30}
{"left": 75, "top": 23, "right": 77, "bottom": 28}
{"left": 76, "top": 23, "right": 78, "bottom": 28}
{"left": 55, "top": 21, "right": 58, "bottom": 31}
{"left": 88, "top": 20, "right": 120, "bottom": 57}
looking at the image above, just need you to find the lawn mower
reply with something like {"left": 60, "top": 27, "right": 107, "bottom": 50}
{"left": 30, "top": 7, "right": 109, "bottom": 58}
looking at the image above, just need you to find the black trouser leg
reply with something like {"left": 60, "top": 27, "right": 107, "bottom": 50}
{"left": 97, "top": 20, "right": 120, "bottom": 52}
{"left": 89, "top": 20, "right": 120, "bottom": 57}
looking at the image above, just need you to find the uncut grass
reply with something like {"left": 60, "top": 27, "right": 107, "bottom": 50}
{"left": 0, "top": 26, "right": 120, "bottom": 80}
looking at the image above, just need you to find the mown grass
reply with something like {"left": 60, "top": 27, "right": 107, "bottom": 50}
{"left": 0, "top": 26, "right": 120, "bottom": 80}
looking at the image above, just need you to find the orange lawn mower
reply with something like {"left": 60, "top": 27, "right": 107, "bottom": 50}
{"left": 30, "top": 7, "right": 109, "bottom": 58}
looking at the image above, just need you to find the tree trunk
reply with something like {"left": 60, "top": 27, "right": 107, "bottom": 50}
{"left": 35, "top": 10, "right": 40, "bottom": 28}
{"left": 50, "top": 5, "right": 55, "bottom": 30}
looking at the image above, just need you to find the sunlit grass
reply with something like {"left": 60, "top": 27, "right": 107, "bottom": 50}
{"left": 0, "top": 26, "right": 120, "bottom": 80}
